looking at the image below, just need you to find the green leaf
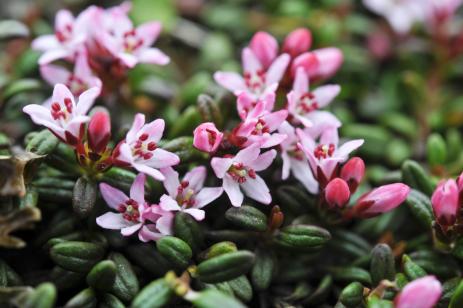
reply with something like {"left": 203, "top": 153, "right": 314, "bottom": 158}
{"left": 405, "top": 189, "right": 433, "bottom": 228}
{"left": 197, "top": 251, "right": 255, "bottom": 283}
{"left": 274, "top": 225, "right": 331, "bottom": 252}
{"left": 427, "top": 133, "right": 447, "bottom": 166}
{"left": 108, "top": 252, "right": 139, "bottom": 302}
{"left": 370, "top": 244, "right": 395, "bottom": 286}
{"left": 192, "top": 289, "right": 245, "bottom": 308}
{"left": 50, "top": 241, "right": 105, "bottom": 273}
{"left": 72, "top": 177, "right": 97, "bottom": 218}
{"left": 131, "top": 0, "right": 177, "bottom": 31}
{"left": 225, "top": 206, "right": 268, "bottom": 232}
{"left": 23, "top": 283, "right": 56, "bottom": 308}
{"left": 157, "top": 236, "right": 192, "bottom": 269}
{"left": 339, "top": 282, "right": 364, "bottom": 307}
{"left": 86, "top": 260, "right": 117, "bottom": 291}
{"left": 0, "top": 20, "right": 29, "bottom": 40}
{"left": 132, "top": 278, "right": 174, "bottom": 308}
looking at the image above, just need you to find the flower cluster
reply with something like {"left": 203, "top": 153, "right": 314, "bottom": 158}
{"left": 32, "top": 2, "right": 169, "bottom": 96}
{"left": 194, "top": 30, "right": 410, "bottom": 217}
{"left": 24, "top": 18, "right": 411, "bottom": 242}
{"left": 363, "top": 0, "right": 462, "bottom": 34}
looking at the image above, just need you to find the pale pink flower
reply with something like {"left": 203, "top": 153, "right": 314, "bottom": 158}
{"left": 311, "top": 48, "right": 344, "bottom": 81}
{"left": 236, "top": 91, "right": 276, "bottom": 120}
{"left": 249, "top": 31, "right": 278, "bottom": 69}
{"left": 40, "top": 50, "right": 102, "bottom": 102}
{"left": 93, "top": 9, "right": 169, "bottom": 68}
{"left": 425, "top": 0, "right": 463, "bottom": 28}
{"left": 214, "top": 47, "right": 290, "bottom": 104}
{"left": 211, "top": 144, "right": 276, "bottom": 207}
{"left": 112, "top": 114, "right": 180, "bottom": 181}
{"left": 23, "top": 84, "right": 100, "bottom": 146}
{"left": 233, "top": 101, "right": 288, "bottom": 148}
{"left": 350, "top": 183, "right": 411, "bottom": 218}
{"left": 298, "top": 128, "right": 364, "bottom": 184}
{"left": 395, "top": 276, "right": 442, "bottom": 308}
{"left": 159, "top": 166, "right": 223, "bottom": 221}
{"left": 32, "top": 10, "right": 88, "bottom": 65}
{"left": 363, "top": 0, "right": 425, "bottom": 34}
{"left": 324, "top": 178, "right": 350, "bottom": 209}
{"left": 282, "top": 28, "right": 312, "bottom": 58}
{"left": 97, "top": 173, "right": 174, "bottom": 242}
{"left": 340, "top": 157, "right": 365, "bottom": 193}
{"left": 278, "top": 121, "right": 318, "bottom": 194}
{"left": 193, "top": 122, "right": 223, "bottom": 153}
{"left": 431, "top": 179, "right": 459, "bottom": 227}
{"left": 287, "top": 67, "right": 341, "bottom": 127}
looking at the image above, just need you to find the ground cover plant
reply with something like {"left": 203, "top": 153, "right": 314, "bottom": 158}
{"left": 1, "top": 0, "right": 463, "bottom": 307}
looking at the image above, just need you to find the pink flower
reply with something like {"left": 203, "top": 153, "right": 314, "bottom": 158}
{"left": 97, "top": 173, "right": 174, "bottom": 242}
{"left": 283, "top": 28, "right": 312, "bottom": 58}
{"left": 278, "top": 121, "right": 318, "bottom": 194}
{"left": 87, "top": 111, "right": 111, "bottom": 154}
{"left": 159, "top": 166, "right": 223, "bottom": 221}
{"left": 363, "top": 0, "right": 425, "bottom": 34}
{"left": 395, "top": 276, "right": 442, "bottom": 308}
{"left": 298, "top": 128, "right": 364, "bottom": 186}
{"left": 311, "top": 48, "right": 344, "bottom": 82}
{"left": 233, "top": 101, "right": 288, "bottom": 148}
{"left": 350, "top": 183, "right": 411, "bottom": 218}
{"left": 340, "top": 157, "right": 365, "bottom": 193}
{"left": 32, "top": 10, "right": 88, "bottom": 65}
{"left": 425, "top": 0, "right": 463, "bottom": 28}
{"left": 214, "top": 47, "right": 290, "bottom": 104}
{"left": 23, "top": 84, "right": 100, "bottom": 146}
{"left": 193, "top": 122, "right": 223, "bottom": 153}
{"left": 40, "top": 50, "right": 102, "bottom": 101}
{"left": 325, "top": 178, "right": 350, "bottom": 209}
{"left": 112, "top": 114, "right": 180, "bottom": 181}
{"left": 290, "top": 52, "right": 319, "bottom": 79}
{"left": 211, "top": 144, "right": 276, "bottom": 207}
{"left": 236, "top": 91, "right": 276, "bottom": 120}
{"left": 431, "top": 179, "right": 459, "bottom": 227}
{"left": 287, "top": 67, "right": 341, "bottom": 127}
{"left": 249, "top": 31, "right": 278, "bottom": 69}
{"left": 93, "top": 9, "right": 169, "bottom": 68}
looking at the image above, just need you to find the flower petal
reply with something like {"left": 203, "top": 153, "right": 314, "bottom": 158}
{"left": 336, "top": 139, "right": 364, "bottom": 160}
{"left": 252, "top": 149, "right": 277, "bottom": 171}
{"left": 266, "top": 53, "right": 290, "bottom": 85}
{"left": 223, "top": 175, "right": 244, "bottom": 207}
{"left": 137, "top": 48, "right": 170, "bottom": 65}
{"left": 183, "top": 166, "right": 207, "bottom": 192}
{"left": 138, "top": 224, "right": 163, "bottom": 242}
{"left": 75, "top": 86, "right": 100, "bottom": 116}
{"left": 137, "top": 21, "right": 162, "bottom": 47}
{"left": 96, "top": 212, "right": 132, "bottom": 229}
{"left": 38, "top": 49, "right": 72, "bottom": 65}
{"left": 214, "top": 72, "right": 246, "bottom": 94}
{"left": 130, "top": 173, "right": 146, "bottom": 205}
{"left": 235, "top": 143, "right": 261, "bottom": 166}
{"left": 121, "top": 223, "right": 143, "bottom": 236}
{"left": 312, "top": 85, "right": 341, "bottom": 108}
{"left": 159, "top": 195, "right": 181, "bottom": 211}
{"left": 133, "top": 163, "right": 165, "bottom": 181}
{"left": 242, "top": 47, "right": 262, "bottom": 73}
{"left": 195, "top": 187, "right": 223, "bottom": 208}
{"left": 126, "top": 113, "right": 145, "bottom": 143}
{"left": 290, "top": 157, "right": 319, "bottom": 194}
{"left": 145, "top": 148, "right": 180, "bottom": 168}
{"left": 183, "top": 208, "right": 205, "bottom": 221}
{"left": 40, "top": 65, "right": 70, "bottom": 86}
{"left": 138, "top": 118, "right": 164, "bottom": 143}
{"left": 211, "top": 157, "right": 233, "bottom": 179}
{"left": 32, "top": 35, "right": 60, "bottom": 51}
{"left": 241, "top": 175, "right": 271, "bottom": 205}
{"left": 99, "top": 183, "right": 128, "bottom": 209}
{"left": 161, "top": 167, "right": 180, "bottom": 197}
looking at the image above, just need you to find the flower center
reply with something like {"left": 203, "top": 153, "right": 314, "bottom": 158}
{"left": 55, "top": 23, "right": 73, "bottom": 43}
{"left": 244, "top": 69, "right": 266, "bottom": 95}
{"left": 227, "top": 162, "right": 256, "bottom": 183}
{"left": 50, "top": 97, "right": 73, "bottom": 121}
{"left": 123, "top": 29, "right": 144, "bottom": 53}
{"left": 251, "top": 118, "right": 270, "bottom": 135}
{"left": 132, "top": 133, "right": 157, "bottom": 160}
{"left": 288, "top": 144, "right": 304, "bottom": 160}
{"left": 297, "top": 92, "right": 319, "bottom": 114}
{"left": 66, "top": 75, "right": 87, "bottom": 96}
{"left": 314, "top": 144, "right": 335, "bottom": 160}
{"left": 176, "top": 181, "right": 196, "bottom": 208}
{"left": 118, "top": 198, "right": 140, "bottom": 222}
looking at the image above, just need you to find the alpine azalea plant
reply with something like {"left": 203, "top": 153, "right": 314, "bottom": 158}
{"left": 10, "top": 1, "right": 459, "bottom": 306}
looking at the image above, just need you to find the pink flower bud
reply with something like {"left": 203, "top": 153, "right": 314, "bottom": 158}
{"left": 311, "top": 48, "right": 343, "bottom": 81}
{"left": 249, "top": 31, "right": 278, "bottom": 69}
{"left": 290, "top": 52, "right": 320, "bottom": 78}
{"left": 340, "top": 157, "right": 365, "bottom": 193}
{"left": 350, "top": 183, "right": 410, "bottom": 218}
{"left": 282, "top": 28, "right": 312, "bottom": 58}
{"left": 88, "top": 111, "right": 111, "bottom": 154}
{"left": 395, "top": 276, "right": 442, "bottom": 308}
{"left": 325, "top": 178, "right": 350, "bottom": 209}
{"left": 431, "top": 179, "right": 459, "bottom": 227}
{"left": 193, "top": 122, "right": 223, "bottom": 153}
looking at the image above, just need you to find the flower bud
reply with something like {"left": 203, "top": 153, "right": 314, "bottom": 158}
{"left": 325, "top": 178, "right": 350, "bottom": 209}
{"left": 394, "top": 276, "right": 442, "bottom": 308}
{"left": 193, "top": 122, "right": 223, "bottom": 153}
{"left": 350, "top": 183, "right": 410, "bottom": 218}
{"left": 340, "top": 157, "right": 365, "bottom": 193}
{"left": 290, "top": 52, "right": 319, "bottom": 78}
{"left": 431, "top": 179, "right": 459, "bottom": 227}
{"left": 311, "top": 48, "right": 343, "bottom": 81}
{"left": 249, "top": 31, "right": 278, "bottom": 69}
{"left": 282, "top": 28, "right": 312, "bottom": 58}
{"left": 88, "top": 111, "right": 111, "bottom": 154}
